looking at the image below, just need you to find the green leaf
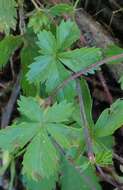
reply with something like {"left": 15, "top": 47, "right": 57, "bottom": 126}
{"left": 44, "top": 101, "right": 74, "bottom": 123}
{"left": 20, "top": 31, "right": 39, "bottom": 96}
{"left": 23, "top": 129, "right": 59, "bottom": 180}
{"left": 79, "top": 78, "right": 94, "bottom": 128}
{"left": 56, "top": 19, "right": 80, "bottom": 51}
{"left": 95, "top": 150, "right": 113, "bottom": 166}
{"left": 28, "top": 20, "right": 98, "bottom": 101}
{"left": 94, "top": 99, "right": 123, "bottom": 137}
{"left": 37, "top": 30, "right": 56, "bottom": 54}
{"left": 104, "top": 44, "right": 123, "bottom": 64}
{"left": 59, "top": 47, "right": 102, "bottom": 72}
{"left": 17, "top": 96, "right": 43, "bottom": 122}
{"left": 49, "top": 3, "right": 74, "bottom": 16}
{"left": 93, "top": 138, "right": 113, "bottom": 166}
{"left": 47, "top": 124, "right": 83, "bottom": 149}
{"left": 27, "top": 55, "right": 76, "bottom": 101}
{"left": 0, "top": 0, "right": 17, "bottom": 34}
{"left": 61, "top": 158, "right": 101, "bottom": 190}
{"left": 0, "top": 122, "right": 38, "bottom": 152}
{"left": 23, "top": 175, "right": 57, "bottom": 190}
{"left": 27, "top": 55, "right": 53, "bottom": 83}
{"left": 0, "top": 96, "right": 78, "bottom": 179}
{"left": 28, "top": 11, "right": 50, "bottom": 33}
{"left": 0, "top": 35, "right": 22, "bottom": 68}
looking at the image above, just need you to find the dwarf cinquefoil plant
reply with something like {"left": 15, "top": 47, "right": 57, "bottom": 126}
{"left": 1, "top": 1, "right": 123, "bottom": 189}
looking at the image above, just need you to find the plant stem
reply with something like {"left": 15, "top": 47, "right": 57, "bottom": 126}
{"left": 9, "top": 160, "right": 15, "bottom": 190}
{"left": 51, "top": 53, "right": 123, "bottom": 97}
{"left": 74, "top": 0, "right": 80, "bottom": 9}
{"left": 50, "top": 134, "right": 96, "bottom": 190}
{"left": 31, "top": 0, "right": 40, "bottom": 10}
{"left": 96, "top": 165, "right": 121, "bottom": 188}
{"left": 76, "top": 79, "right": 95, "bottom": 162}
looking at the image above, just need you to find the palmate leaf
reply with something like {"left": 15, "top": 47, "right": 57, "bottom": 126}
{"left": 0, "top": 35, "right": 22, "bottom": 68}
{"left": 0, "top": 0, "right": 17, "bottom": 34}
{"left": 0, "top": 96, "right": 79, "bottom": 179}
{"left": 94, "top": 99, "right": 123, "bottom": 137}
{"left": 61, "top": 158, "right": 101, "bottom": 190}
{"left": 27, "top": 20, "right": 102, "bottom": 101}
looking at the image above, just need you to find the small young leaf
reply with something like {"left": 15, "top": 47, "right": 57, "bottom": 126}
{"left": 94, "top": 99, "right": 123, "bottom": 137}
{"left": 28, "top": 11, "right": 50, "bottom": 33}
{"left": 49, "top": 3, "right": 74, "bottom": 16}
{"left": 0, "top": 35, "right": 22, "bottom": 68}
{"left": 95, "top": 151, "right": 113, "bottom": 166}
{"left": 0, "top": 0, "right": 17, "bottom": 34}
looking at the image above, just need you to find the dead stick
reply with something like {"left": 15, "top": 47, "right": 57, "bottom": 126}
{"left": 1, "top": 73, "right": 21, "bottom": 128}
{"left": 97, "top": 71, "right": 113, "bottom": 104}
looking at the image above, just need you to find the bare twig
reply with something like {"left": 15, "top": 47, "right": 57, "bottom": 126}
{"left": 96, "top": 165, "right": 122, "bottom": 189}
{"left": 1, "top": 73, "right": 21, "bottom": 128}
{"left": 18, "top": 0, "right": 26, "bottom": 35}
{"left": 113, "top": 153, "right": 123, "bottom": 165}
{"left": 31, "top": 0, "right": 40, "bottom": 10}
{"left": 10, "top": 55, "right": 15, "bottom": 80}
{"left": 97, "top": 71, "right": 113, "bottom": 104}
